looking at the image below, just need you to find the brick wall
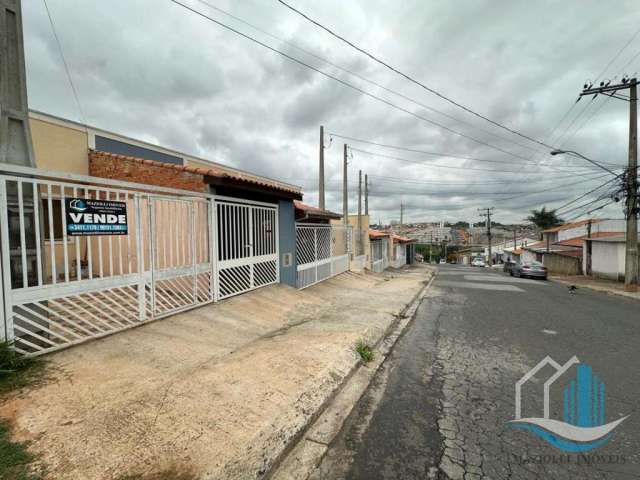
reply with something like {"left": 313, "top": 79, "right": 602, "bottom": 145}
{"left": 89, "top": 150, "right": 206, "bottom": 193}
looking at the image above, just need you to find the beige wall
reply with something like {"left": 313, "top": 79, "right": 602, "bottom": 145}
{"left": 29, "top": 117, "right": 89, "bottom": 174}
{"left": 347, "top": 214, "right": 370, "bottom": 268}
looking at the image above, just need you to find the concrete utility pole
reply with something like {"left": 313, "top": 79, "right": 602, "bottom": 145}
{"left": 318, "top": 125, "right": 325, "bottom": 210}
{"left": 400, "top": 202, "right": 404, "bottom": 227}
{"left": 579, "top": 78, "right": 638, "bottom": 291}
{"left": 625, "top": 81, "right": 638, "bottom": 291}
{"left": 0, "top": 0, "right": 36, "bottom": 167}
{"left": 479, "top": 207, "right": 495, "bottom": 266}
{"left": 586, "top": 219, "right": 593, "bottom": 276}
{"left": 343, "top": 144, "right": 348, "bottom": 227}
{"left": 357, "top": 169, "right": 362, "bottom": 256}
{"left": 364, "top": 174, "right": 369, "bottom": 216}
{"left": 1, "top": 0, "right": 41, "bottom": 336}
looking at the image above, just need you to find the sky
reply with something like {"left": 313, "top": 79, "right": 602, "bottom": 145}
{"left": 22, "top": 0, "right": 640, "bottom": 225}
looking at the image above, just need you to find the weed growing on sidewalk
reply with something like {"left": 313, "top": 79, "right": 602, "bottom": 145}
{"left": 0, "top": 342, "right": 45, "bottom": 395}
{"left": 0, "top": 420, "right": 40, "bottom": 480}
{"left": 355, "top": 340, "right": 374, "bottom": 363}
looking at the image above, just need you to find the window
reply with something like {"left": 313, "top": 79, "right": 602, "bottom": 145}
{"left": 42, "top": 199, "right": 64, "bottom": 241}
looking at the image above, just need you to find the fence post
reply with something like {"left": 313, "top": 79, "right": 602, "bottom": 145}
{"left": 313, "top": 227, "right": 318, "bottom": 283}
{"left": 134, "top": 194, "right": 146, "bottom": 321}
{"left": 210, "top": 199, "right": 217, "bottom": 302}
{"left": 329, "top": 226, "right": 334, "bottom": 276}
{"left": 0, "top": 180, "right": 12, "bottom": 341}
{"left": 191, "top": 203, "right": 197, "bottom": 302}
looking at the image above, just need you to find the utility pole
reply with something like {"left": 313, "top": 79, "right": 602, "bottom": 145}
{"left": 580, "top": 78, "right": 638, "bottom": 291}
{"left": 1, "top": 0, "right": 41, "bottom": 338}
{"left": 400, "top": 202, "right": 404, "bottom": 227}
{"left": 318, "top": 125, "right": 325, "bottom": 210}
{"left": 586, "top": 219, "right": 593, "bottom": 276}
{"left": 626, "top": 81, "right": 638, "bottom": 291}
{"left": 358, "top": 169, "right": 362, "bottom": 256}
{"left": 343, "top": 144, "right": 348, "bottom": 226}
{"left": 478, "top": 208, "right": 495, "bottom": 266}
{"left": 364, "top": 174, "right": 369, "bottom": 216}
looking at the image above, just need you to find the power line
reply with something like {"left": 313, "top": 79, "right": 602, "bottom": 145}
{"left": 169, "top": 0, "right": 542, "bottom": 165}
{"left": 349, "top": 147, "right": 608, "bottom": 175}
{"left": 275, "top": 0, "right": 571, "bottom": 151}
{"left": 193, "top": 0, "right": 537, "bottom": 153}
{"left": 555, "top": 176, "right": 622, "bottom": 213}
{"left": 41, "top": 0, "right": 87, "bottom": 126}
{"left": 330, "top": 132, "right": 613, "bottom": 172}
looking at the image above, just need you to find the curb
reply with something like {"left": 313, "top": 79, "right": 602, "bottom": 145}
{"left": 267, "top": 269, "right": 437, "bottom": 480}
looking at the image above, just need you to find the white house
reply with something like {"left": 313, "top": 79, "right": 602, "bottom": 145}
{"left": 583, "top": 236, "right": 640, "bottom": 281}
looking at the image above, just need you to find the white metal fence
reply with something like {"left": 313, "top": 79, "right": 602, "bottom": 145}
{"left": 0, "top": 166, "right": 279, "bottom": 355}
{"left": 296, "top": 224, "right": 351, "bottom": 289}
{"left": 371, "top": 238, "right": 389, "bottom": 273}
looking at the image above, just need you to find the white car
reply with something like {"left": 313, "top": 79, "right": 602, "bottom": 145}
{"left": 439, "top": 259, "right": 447, "bottom": 264}
{"left": 471, "top": 258, "right": 486, "bottom": 267}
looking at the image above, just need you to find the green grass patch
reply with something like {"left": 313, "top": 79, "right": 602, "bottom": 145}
{"left": 355, "top": 340, "right": 374, "bottom": 363}
{"left": 0, "top": 342, "right": 46, "bottom": 396}
{"left": 0, "top": 420, "right": 40, "bottom": 480}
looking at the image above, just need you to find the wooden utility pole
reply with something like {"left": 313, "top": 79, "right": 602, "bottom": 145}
{"left": 580, "top": 78, "right": 638, "bottom": 291}
{"left": 479, "top": 208, "right": 495, "bottom": 266}
{"left": 364, "top": 174, "right": 368, "bottom": 216}
{"left": 357, "top": 169, "right": 362, "bottom": 256}
{"left": 318, "top": 125, "right": 325, "bottom": 210}
{"left": 343, "top": 144, "right": 348, "bottom": 226}
{"left": 625, "top": 81, "right": 638, "bottom": 291}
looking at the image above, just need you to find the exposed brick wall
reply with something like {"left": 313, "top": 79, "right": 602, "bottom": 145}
{"left": 89, "top": 150, "right": 206, "bottom": 193}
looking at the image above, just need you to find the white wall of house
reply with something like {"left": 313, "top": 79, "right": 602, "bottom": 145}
{"left": 521, "top": 249, "right": 539, "bottom": 264}
{"left": 557, "top": 219, "right": 628, "bottom": 242}
{"left": 586, "top": 240, "right": 626, "bottom": 281}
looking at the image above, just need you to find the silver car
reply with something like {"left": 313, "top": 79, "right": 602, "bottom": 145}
{"left": 510, "top": 260, "right": 547, "bottom": 280}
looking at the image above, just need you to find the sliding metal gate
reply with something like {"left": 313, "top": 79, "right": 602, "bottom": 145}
{"left": 149, "top": 197, "right": 213, "bottom": 318}
{"left": 214, "top": 197, "right": 279, "bottom": 300}
{"left": 0, "top": 170, "right": 280, "bottom": 356}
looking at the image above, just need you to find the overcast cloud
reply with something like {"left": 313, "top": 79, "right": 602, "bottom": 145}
{"left": 23, "top": 0, "right": 640, "bottom": 224}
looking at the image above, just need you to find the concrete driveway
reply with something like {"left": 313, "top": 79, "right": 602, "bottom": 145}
{"left": 1, "top": 265, "right": 432, "bottom": 479}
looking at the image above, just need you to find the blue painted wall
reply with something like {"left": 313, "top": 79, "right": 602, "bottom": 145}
{"left": 278, "top": 200, "right": 297, "bottom": 287}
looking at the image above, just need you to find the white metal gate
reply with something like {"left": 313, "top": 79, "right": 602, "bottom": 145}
{"left": 149, "top": 197, "right": 213, "bottom": 318}
{"left": 296, "top": 224, "right": 351, "bottom": 289}
{"left": 214, "top": 197, "right": 279, "bottom": 300}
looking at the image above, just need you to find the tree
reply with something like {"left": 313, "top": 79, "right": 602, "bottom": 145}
{"left": 526, "top": 207, "right": 564, "bottom": 231}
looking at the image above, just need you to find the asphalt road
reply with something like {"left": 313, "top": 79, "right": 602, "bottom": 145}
{"left": 311, "top": 264, "right": 640, "bottom": 480}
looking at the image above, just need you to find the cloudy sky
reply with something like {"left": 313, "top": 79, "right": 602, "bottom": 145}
{"left": 23, "top": 0, "right": 640, "bottom": 224}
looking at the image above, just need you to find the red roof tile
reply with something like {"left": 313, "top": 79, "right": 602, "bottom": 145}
{"left": 294, "top": 200, "right": 341, "bottom": 219}
{"left": 556, "top": 231, "right": 624, "bottom": 247}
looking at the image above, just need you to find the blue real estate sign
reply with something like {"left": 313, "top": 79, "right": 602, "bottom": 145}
{"left": 65, "top": 198, "right": 128, "bottom": 236}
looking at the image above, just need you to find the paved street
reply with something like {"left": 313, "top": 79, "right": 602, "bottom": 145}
{"left": 311, "top": 265, "right": 640, "bottom": 480}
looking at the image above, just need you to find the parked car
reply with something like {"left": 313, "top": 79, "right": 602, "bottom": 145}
{"left": 503, "top": 259, "right": 517, "bottom": 275}
{"left": 439, "top": 259, "right": 447, "bottom": 264}
{"left": 510, "top": 260, "right": 547, "bottom": 280}
{"left": 471, "top": 257, "right": 486, "bottom": 267}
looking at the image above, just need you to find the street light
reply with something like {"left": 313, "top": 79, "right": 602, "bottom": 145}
{"left": 550, "top": 149, "right": 618, "bottom": 176}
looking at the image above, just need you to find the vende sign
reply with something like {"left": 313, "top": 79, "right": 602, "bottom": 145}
{"left": 65, "top": 198, "right": 128, "bottom": 236}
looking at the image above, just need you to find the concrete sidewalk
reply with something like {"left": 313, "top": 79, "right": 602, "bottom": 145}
{"left": 551, "top": 274, "right": 640, "bottom": 301}
{"left": 0, "top": 265, "right": 433, "bottom": 480}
